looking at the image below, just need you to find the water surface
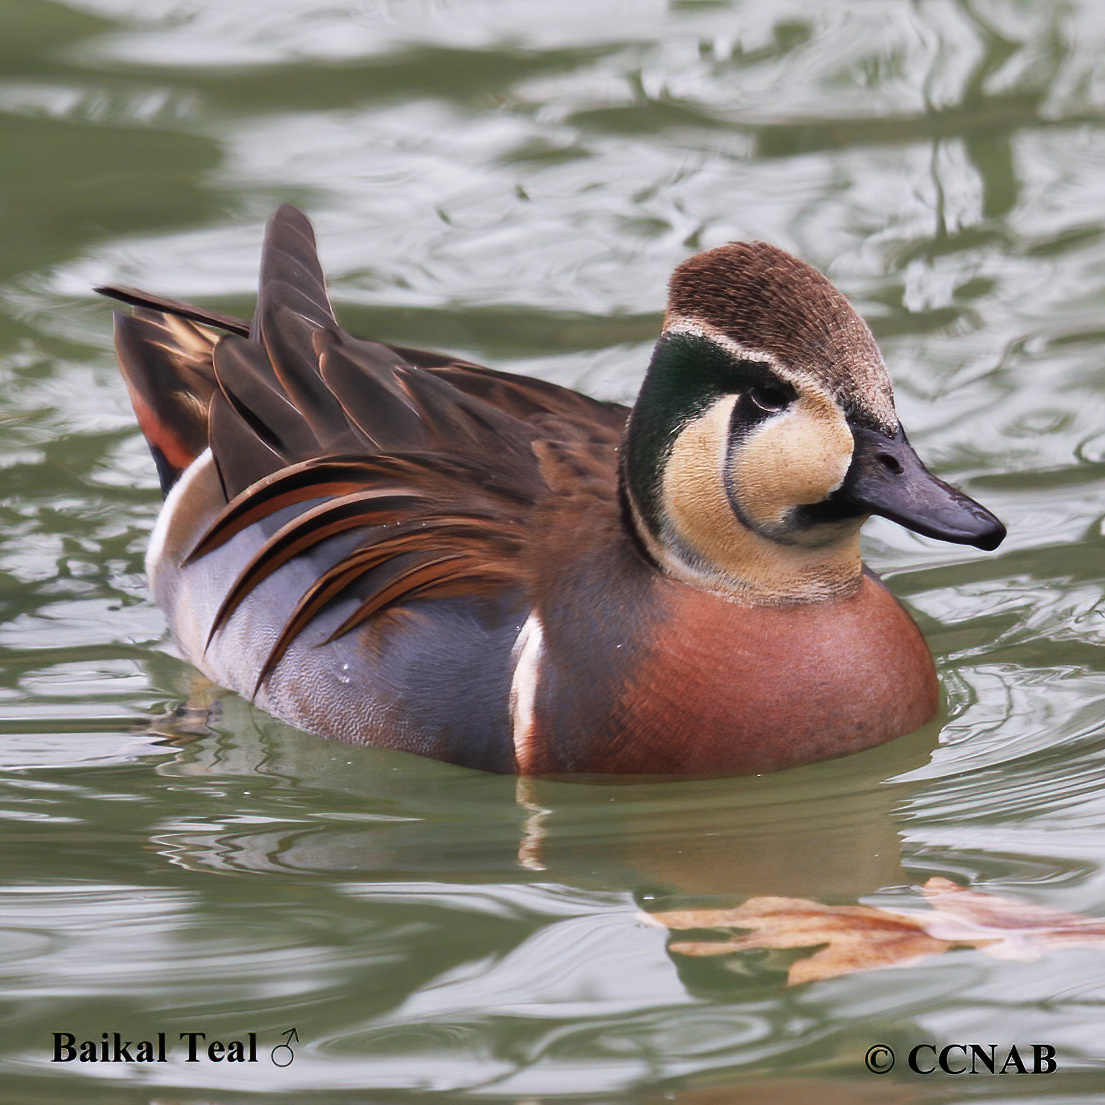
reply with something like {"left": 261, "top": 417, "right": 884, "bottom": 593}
{"left": 3, "top": 1, "right": 1105, "bottom": 1101}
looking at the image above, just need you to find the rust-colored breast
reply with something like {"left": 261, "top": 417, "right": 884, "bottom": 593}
{"left": 584, "top": 573, "right": 938, "bottom": 774}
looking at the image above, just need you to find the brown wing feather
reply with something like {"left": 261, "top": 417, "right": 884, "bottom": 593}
{"left": 183, "top": 457, "right": 412, "bottom": 562}
{"left": 207, "top": 390, "right": 286, "bottom": 501}
{"left": 211, "top": 336, "right": 322, "bottom": 463}
{"left": 106, "top": 204, "right": 629, "bottom": 689}
{"left": 259, "top": 301, "right": 356, "bottom": 448}
{"left": 254, "top": 205, "right": 338, "bottom": 337}
{"left": 186, "top": 450, "right": 539, "bottom": 566}
{"left": 205, "top": 490, "right": 439, "bottom": 643}
{"left": 316, "top": 331, "right": 431, "bottom": 450}
{"left": 322, "top": 552, "right": 520, "bottom": 640}
{"left": 254, "top": 539, "right": 523, "bottom": 693}
{"left": 251, "top": 206, "right": 358, "bottom": 450}
{"left": 98, "top": 285, "right": 251, "bottom": 337}
{"left": 112, "top": 309, "right": 219, "bottom": 489}
{"left": 425, "top": 361, "right": 629, "bottom": 439}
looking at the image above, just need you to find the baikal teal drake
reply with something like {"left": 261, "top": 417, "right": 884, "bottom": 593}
{"left": 101, "top": 206, "right": 1005, "bottom": 775}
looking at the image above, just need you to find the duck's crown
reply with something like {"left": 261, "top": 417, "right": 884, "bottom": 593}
{"left": 666, "top": 241, "right": 896, "bottom": 432}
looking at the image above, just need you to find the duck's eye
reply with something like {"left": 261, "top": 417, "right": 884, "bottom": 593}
{"left": 748, "top": 383, "right": 792, "bottom": 414}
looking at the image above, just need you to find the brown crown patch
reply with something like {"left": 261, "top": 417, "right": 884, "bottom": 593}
{"left": 667, "top": 242, "right": 896, "bottom": 430}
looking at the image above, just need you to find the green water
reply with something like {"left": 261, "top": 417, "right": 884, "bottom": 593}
{"left": 3, "top": 0, "right": 1105, "bottom": 1101}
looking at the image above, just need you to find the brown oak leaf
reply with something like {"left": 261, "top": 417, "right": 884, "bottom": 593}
{"left": 650, "top": 877, "right": 1105, "bottom": 984}
{"left": 917, "top": 876, "right": 1105, "bottom": 959}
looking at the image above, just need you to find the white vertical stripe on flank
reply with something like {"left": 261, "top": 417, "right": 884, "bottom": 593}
{"left": 146, "top": 447, "right": 212, "bottom": 581}
{"left": 509, "top": 609, "right": 544, "bottom": 773}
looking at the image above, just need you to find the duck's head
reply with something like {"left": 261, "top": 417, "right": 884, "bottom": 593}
{"left": 622, "top": 242, "right": 1005, "bottom": 603}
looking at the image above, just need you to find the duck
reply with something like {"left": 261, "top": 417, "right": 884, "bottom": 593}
{"left": 100, "top": 204, "right": 1005, "bottom": 775}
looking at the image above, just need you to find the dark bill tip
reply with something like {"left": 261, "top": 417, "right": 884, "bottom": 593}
{"left": 837, "top": 423, "right": 1006, "bottom": 551}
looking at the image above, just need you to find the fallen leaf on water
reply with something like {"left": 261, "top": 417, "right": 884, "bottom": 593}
{"left": 918, "top": 876, "right": 1105, "bottom": 960}
{"left": 650, "top": 877, "right": 1105, "bottom": 984}
{"left": 654, "top": 896, "right": 965, "bottom": 985}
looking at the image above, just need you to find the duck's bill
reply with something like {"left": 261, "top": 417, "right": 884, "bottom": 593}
{"left": 836, "top": 423, "right": 1006, "bottom": 551}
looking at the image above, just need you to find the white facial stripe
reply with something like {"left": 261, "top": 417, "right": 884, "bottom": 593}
{"left": 664, "top": 313, "right": 820, "bottom": 401}
{"left": 663, "top": 315, "right": 781, "bottom": 369}
{"left": 664, "top": 311, "right": 897, "bottom": 431}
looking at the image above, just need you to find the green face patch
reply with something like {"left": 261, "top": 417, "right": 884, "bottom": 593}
{"left": 622, "top": 329, "right": 795, "bottom": 537}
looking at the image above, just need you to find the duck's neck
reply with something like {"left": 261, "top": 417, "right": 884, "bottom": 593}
{"left": 622, "top": 476, "right": 864, "bottom": 606}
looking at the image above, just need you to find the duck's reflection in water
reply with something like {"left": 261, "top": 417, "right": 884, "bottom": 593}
{"left": 149, "top": 685, "right": 938, "bottom": 901}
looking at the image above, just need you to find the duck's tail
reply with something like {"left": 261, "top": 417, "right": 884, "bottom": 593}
{"left": 99, "top": 205, "right": 340, "bottom": 495}
{"left": 110, "top": 306, "right": 222, "bottom": 493}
